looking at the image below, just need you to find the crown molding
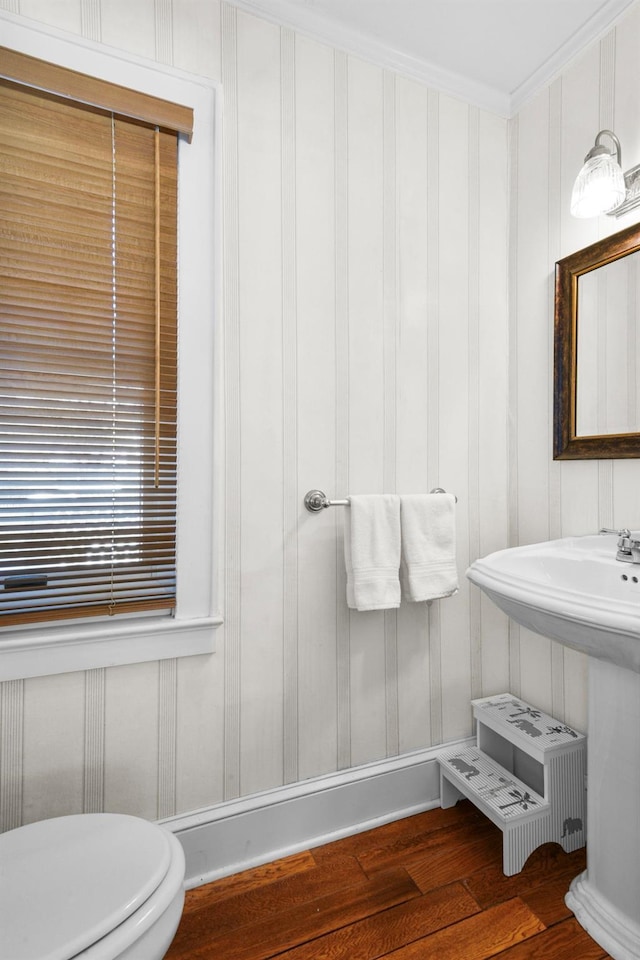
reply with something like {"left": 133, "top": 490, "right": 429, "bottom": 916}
{"left": 509, "top": 0, "right": 638, "bottom": 115}
{"left": 226, "top": 0, "right": 511, "bottom": 117}
{"left": 226, "top": 0, "right": 638, "bottom": 119}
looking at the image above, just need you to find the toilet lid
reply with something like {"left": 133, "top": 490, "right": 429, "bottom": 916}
{"left": 0, "top": 813, "right": 173, "bottom": 960}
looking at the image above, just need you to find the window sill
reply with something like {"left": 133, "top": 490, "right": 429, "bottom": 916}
{"left": 0, "top": 613, "right": 222, "bottom": 681}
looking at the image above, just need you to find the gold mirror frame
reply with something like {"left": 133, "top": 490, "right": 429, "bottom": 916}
{"left": 554, "top": 220, "right": 640, "bottom": 459}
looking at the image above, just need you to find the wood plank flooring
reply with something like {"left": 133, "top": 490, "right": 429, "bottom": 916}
{"left": 166, "top": 800, "right": 611, "bottom": 960}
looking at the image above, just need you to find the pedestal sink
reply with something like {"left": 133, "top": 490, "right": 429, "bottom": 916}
{"left": 468, "top": 533, "right": 640, "bottom": 960}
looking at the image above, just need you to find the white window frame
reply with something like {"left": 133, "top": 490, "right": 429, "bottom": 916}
{"left": 0, "top": 11, "right": 222, "bottom": 680}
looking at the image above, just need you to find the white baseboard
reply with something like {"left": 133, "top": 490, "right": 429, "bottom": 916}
{"left": 161, "top": 738, "right": 473, "bottom": 889}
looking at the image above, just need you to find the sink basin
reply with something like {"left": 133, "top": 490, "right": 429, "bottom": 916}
{"left": 467, "top": 533, "right": 640, "bottom": 673}
{"left": 468, "top": 532, "right": 640, "bottom": 960}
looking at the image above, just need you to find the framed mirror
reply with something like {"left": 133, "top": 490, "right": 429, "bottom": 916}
{"left": 554, "top": 220, "right": 640, "bottom": 458}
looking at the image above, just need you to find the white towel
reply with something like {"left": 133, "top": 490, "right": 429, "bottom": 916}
{"left": 344, "top": 495, "right": 401, "bottom": 611}
{"left": 400, "top": 494, "right": 458, "bottom": 601}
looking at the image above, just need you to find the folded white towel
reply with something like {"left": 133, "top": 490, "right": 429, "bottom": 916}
{"left": 344, "top": 495, "right": 401, "bottom": 611}
{"left": 400, "top": 494, "right": 458, "bottom": 602}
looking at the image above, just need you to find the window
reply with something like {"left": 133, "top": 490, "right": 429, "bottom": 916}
{"left": 0, "top": 25, "right": 219, "bottom": 679}
{"left": 0, "top": 54, "right": 189, "bottom": 627}
{"left": 0, "top": 54, "right": 189, "bottom": 626}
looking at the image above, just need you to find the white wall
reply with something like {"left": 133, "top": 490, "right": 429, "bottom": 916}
{"left": 6, "top": 0, "right": 637, "bottom": 832}
{"left": 220, "top": 6, "right": 510, "bottom": 802}
{"left": 510, "top": 2, "right": 640, "bottom": 731}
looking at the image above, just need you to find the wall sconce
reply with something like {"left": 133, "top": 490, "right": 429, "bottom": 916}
{"left": 571, "top": 129, "right": 640, "bottom": 219}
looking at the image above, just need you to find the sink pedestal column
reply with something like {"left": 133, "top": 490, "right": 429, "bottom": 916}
{"left": 566, "top": 657, "right": 640, "bottom": 960}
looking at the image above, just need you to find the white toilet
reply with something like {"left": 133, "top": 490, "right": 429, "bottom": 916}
{"left": 0, "top": 813, "right": 185, "bottom": 960}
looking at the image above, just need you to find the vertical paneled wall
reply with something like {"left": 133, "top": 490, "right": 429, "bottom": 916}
{"left": 220, "top": 4, "right": 510, "bottom": 799}
{"left": 0, "top": 0, "right": 509, "bottom": 826}
{"left": 13, "top": 0, "right": 640, "bottom": 829}
{"left": 511, "top": 4, "right": 640, "bottom": 732}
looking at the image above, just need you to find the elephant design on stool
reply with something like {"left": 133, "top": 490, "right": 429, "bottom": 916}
{"left": 562, "top": 816, "right": 583, "bottom": 837}
{"left": 448, "top": 757, "right": 480, "bottom": 780}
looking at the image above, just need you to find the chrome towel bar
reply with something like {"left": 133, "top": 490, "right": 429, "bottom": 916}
{"left": 304, "top": 488, "right": 456, "bottom": 513}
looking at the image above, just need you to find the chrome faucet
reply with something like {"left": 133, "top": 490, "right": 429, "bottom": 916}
{"left": 599, "top": 528, "right": 640, "bottom": 563}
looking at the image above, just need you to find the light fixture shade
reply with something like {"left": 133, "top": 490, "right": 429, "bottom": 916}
{"left": 570, "top": 152, "right": 625, "bottom": 218}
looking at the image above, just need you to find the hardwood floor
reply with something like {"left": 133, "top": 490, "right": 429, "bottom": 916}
{"left": 166, "top": 800, "right": 611, "bottom": 960}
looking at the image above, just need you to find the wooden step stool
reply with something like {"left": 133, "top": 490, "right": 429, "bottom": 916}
{"left": 439, "top": 693, "right": 586, "bottom": 876}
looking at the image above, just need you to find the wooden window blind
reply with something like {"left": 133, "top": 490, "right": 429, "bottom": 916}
{"left": 0, "top": 74, "right": 179, "bottom": 626}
